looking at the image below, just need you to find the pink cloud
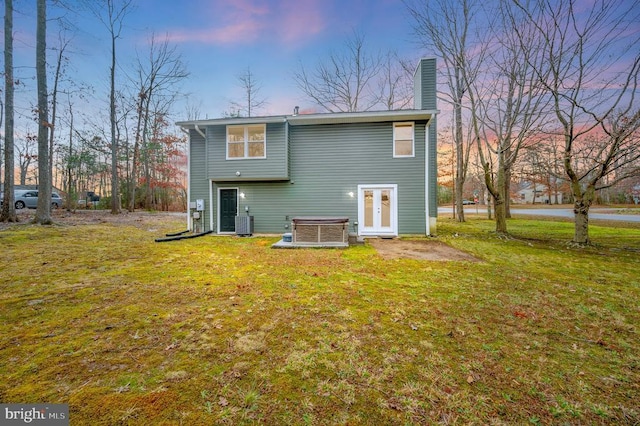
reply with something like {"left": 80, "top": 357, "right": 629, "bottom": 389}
{"left": 273, "top": 0, "right": 326, "bottom": 45}
{"left": 168, "top": 21, "right": 264, "bottom": 44}
{"left": 165, "top": 0, "right": 326, "bottom": 47}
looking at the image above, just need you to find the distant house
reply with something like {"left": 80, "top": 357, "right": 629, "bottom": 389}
{"left": 515, "top": 182, "right": 563, "bottom": 204}
{"left": 176, "top": 58, "right": 439, "bottom": 237}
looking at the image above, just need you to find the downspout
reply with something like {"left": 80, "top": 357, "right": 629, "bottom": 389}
{"left": 181, "top": 127, "right": 192, "bottom": 231}
{"left": 425, "top": 121, "right": 431, "bottom": 236}
{"left": 194, "top": 124, "right": 210, "bottom": 231}
{"left": 285, "top": 118, "right": 290, "bottom": 179}
{"left": 194, "top": 125, "right": 206, "bottom": 139}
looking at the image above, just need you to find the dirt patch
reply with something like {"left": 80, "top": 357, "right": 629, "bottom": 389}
{"left": 367, "top": 238, "right": 481, "bottom": 261}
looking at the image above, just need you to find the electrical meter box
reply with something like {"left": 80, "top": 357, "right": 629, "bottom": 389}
{"left": 196, "top": 199, "right": 205, "bottom": 211}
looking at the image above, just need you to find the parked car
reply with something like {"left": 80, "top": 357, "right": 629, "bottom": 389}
{"left": 462, "top": 199, "right": 476, "bottom": 205}
{"left": 13, "top": 190, "right": 63, "bottom": 209}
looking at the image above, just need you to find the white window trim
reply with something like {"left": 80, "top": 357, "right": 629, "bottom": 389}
{"left": 226, "top": 124, "right": 267, "bottom": 160}
{"left": 393, "top": 122, "right": 415, "bottom": 158}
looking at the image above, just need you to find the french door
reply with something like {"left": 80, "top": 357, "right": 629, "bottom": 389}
{"left": 358, "top": 184, "right": 397, "bottom": 236}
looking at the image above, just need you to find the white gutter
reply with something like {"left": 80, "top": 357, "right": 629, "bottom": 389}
{"left": 194, "top": 125, "right": 206, "bottom": 139}
{"left": 176, "top": 110, "right": 439, "bottom": 129}
{"left": 186, "top": 129, "right": 192, "bottom": 231}
{"left": 288, "top": 109, "right": 436, "bottom": 126}
{"left": 177, "top": 116, "right": 287, "bottom": 127}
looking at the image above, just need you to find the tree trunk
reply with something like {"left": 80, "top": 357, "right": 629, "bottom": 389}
{"left": 35, "top": 0, "right": 51, "bottom": 225}
{"left": 571, "top": 183, "right": 595, "bottom": 244}
{"left": 573, "top": 200, "right": 590, "bottom": 244}
{"left": 66, "top": 101, "right": 74, "bottom": 211}
{"left": 454, "top": 66, "right": 465, "bottom": 222}
{"left": 48, "top": 42, "right": 65, "bottom": 198}
{"left": 504, "top": 167, "right": 512, "bottom": 218}
{"left": 141, "top": 94, "right": 153, "bottom": 209}
{"left": 1, "top": 0, "right": 18, "bottom": 222}
{"left": 494, "top": 164, "right": 508, "bottom": 234}
{"left": 129, "top": 91, "right": 144, "bottom": 211}
{"left": 109, "top": 12, "right": 120, "bottom": 214}
{"left": 494, "top": 198, "right": 507, "bottom": 233}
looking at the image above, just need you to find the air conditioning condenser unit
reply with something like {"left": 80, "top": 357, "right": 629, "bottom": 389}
{"left": 235, "top": 215, "right": 254, "bottom": 236}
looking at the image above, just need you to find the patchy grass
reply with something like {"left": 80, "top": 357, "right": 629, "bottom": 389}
{"left": 0, "top": 215, "right": 638, "bottom": 425}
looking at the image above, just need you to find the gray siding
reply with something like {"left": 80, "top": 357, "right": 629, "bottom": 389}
{"left": 428, "top": 117, "right": 438, "bottom": 218}
{"left": 187, "top": 58, "right": 437, "bottom": 234}
{"left": 414, "top": 58, "right": 437, "bottom": 110}
{"left": 415, "top": 57, "right": 438, "bottom": 219}
{"left": 208, "top": 122, "right": 288, "bottom": 181}
{"left": 189, "top": 129, "right": 210, "bottom": 228}
{"left": 211, "top": 121, "right": 427, "bottom": 234}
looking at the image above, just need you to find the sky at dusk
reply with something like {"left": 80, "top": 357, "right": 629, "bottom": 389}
{"left": 4, "top": 0, "right": 426, "bottom": 125}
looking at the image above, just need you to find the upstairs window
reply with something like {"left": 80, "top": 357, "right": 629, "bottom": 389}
{"left": 227, "top": 124, "right": 266, "bottom": 159}
{"left": 393, "top": 122, "right": 414, "bottom": 158}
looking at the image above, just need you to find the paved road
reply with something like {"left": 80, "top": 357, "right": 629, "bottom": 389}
{"left": 438, "top": 206, "right": 640, "bottom": 223}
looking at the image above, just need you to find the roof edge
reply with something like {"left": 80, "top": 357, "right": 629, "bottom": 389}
{"left": 176, "top": 109, "right": 439, "bottom": 128}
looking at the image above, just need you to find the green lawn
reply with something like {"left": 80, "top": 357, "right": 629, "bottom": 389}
{"left": 1, "top": 216, "right": 638, "bottom": 425}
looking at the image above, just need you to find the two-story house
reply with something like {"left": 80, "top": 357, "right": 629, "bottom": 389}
{"left": 176, "top": 58, "right": 438, "bottom": 238}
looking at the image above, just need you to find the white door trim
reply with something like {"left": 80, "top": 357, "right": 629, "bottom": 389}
{"left": 217, "top": 187, "right": 239, "bottom": 234}
{"left": 209, "top": 179, "right": 214, "bottom": 232}
{"left": 357, "top": 184, "right": 398, "bottom": 237}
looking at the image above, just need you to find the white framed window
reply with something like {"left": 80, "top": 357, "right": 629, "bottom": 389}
{"left": 393, "top": 122, "right": 414, "bottom": 158}
{"left": 226, "top": 124, "right": 266, "bottom": 159}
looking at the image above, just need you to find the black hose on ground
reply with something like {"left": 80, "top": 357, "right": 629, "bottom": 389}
{"left": 155, "top": 230, "right": 213, "bottom": 242}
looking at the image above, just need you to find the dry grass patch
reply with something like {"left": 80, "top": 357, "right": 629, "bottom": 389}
{"left": 368, "top": 237, "right": 481, "bottom": 261}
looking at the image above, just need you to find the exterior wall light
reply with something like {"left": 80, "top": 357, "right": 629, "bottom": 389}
{"left": 240, "top": 192, "right": 246, "bottom": 199}
{"left": 348, "top": 191, "right": 354, "bottom": 198}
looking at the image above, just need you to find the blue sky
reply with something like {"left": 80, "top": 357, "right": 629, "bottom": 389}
{"left": 5, "top": 0, "right": 424, "bottom": 123}
{"left": 5, "top": 0, "right": 638, "bottom": 129}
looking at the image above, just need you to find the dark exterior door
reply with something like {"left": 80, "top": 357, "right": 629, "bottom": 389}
{"left": 219, "top": 189, "right": 237, "bottom": 233}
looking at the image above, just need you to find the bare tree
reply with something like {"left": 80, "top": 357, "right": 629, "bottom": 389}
{"left": 518, "top": 135, "right": 566, "bottom": 205}
{"left": 228, "top": 66, "right": 267, "bottom": 118}
{"left": 16, "top": 132, "right": 37, "bottom": 186}
{"left": 185, "top": 99, "right": 202, "bottom": 121}
{"left": 130, "top": 34, "right": 188, "bottom": 210}
{"left": 48, "top": 33, "right": 71, "bottom": 198}
{"left": 407, "top": 0, "right": 485, "bottom": 222}
{"left": 88, "top": 0, "right": 133, "bottom": 214}
{"left": 1, "top": 0, "right": 18, "bottom": 222}
{"left": 34, "top": 0, "right": 52, "bottom": 224}
{"left": 515, "top": 0, "right": 640, "bottom": 244}
{"left": 379, "top": 53, "right": 414, "bottom": 110}
{"left": 293, "top": 31, "right": 384, "bottom": 112}
{"left": 64, "top": 93, "right": 75, "bottom": 210}
{"left": 470, "top": 0, "right": 549, "bottom": 234}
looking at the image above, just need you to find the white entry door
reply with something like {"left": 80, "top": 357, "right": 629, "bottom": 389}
{"left": 358, "top": 184, "right": 398, "bottom": 236}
